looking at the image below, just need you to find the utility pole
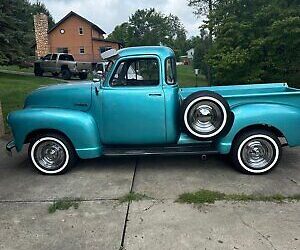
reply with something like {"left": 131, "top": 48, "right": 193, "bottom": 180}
{"left": 195, "top": 69, "right": 199, "bottom": 87}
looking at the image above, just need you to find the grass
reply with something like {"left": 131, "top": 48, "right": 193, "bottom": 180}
{"left": 177, "top": 65, "right": 208, "bottom": 87}
{"left": 176, "top": 189, "right": 300, "bottom": 205}
{"left": 0, "top": 72, "right": 65, "bottom": 133}
{"left": 0, "top": 65, "right": 34, "bottom": 73}
{"left": 48, "top": 197, "right": 82, "bottom": 214}
{"left": 118, "top": 192, "right": 153, "bottom": 203}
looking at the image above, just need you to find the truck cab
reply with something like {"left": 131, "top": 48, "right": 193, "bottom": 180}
{"left": 98, "top": 47, "right": 179, "bottom": 145}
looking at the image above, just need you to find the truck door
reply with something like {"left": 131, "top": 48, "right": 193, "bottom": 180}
{"left": 49, "top": 54, "right": 58, "bottom": 72}
{"left": 101, "top": 56, "right": 166, "bottom": 145}
{"left": 40, "top": 54, "right": 52, "bottom": 71}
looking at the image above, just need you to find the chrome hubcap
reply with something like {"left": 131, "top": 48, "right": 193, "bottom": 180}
{"left": 241, "top": 139, "right": 274, "bottom": 169}
{"left": 188, "top": 101, "right": 223, "bottom": 135}
{"left": 35, "top": 141, "right": 66, "bottom": 170}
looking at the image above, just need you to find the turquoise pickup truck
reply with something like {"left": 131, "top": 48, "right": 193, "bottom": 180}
{"left": 6, "top": 46, "right": 300, "bottom": 175}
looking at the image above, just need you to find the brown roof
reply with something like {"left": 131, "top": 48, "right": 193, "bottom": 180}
{"left": 48, "top": 11, "right": 106, "bottom": 34}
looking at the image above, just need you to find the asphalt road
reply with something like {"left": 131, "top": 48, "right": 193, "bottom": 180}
{"left": 0, "top": 138, "right": 299, "bottom": 250}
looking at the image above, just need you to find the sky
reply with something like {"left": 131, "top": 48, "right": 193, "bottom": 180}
{"left": 29, "top": 0, "right": 204, "bottom": 38}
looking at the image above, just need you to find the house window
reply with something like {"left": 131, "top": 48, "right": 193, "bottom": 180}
{"left": 99, "top": 46, "right": 112, "bottom": 54}
{"left": 79, "top": 27, "right": 84, "bottom": 35}
{"left": 57, "top": 48, "right": 68, "bottom": 53}
{"left": 79, "top": 46, "right": 85, "bottom": 54}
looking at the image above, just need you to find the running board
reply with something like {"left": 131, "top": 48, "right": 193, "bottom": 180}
{"left": 103, "top": 144, "right": 218, "bottom": 156}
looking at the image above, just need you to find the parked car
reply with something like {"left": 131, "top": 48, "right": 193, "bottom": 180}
{"left": 34, "top": 53, "right": 91, "bottom": 80}
{"left": 6, "top": 46, "right": 300, "bottom": 175}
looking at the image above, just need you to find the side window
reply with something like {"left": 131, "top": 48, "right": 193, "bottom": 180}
{"left": 165, "top": 57, "right": 177, "bottom": 85}
{"left": 59, "top": 54, "right": 74, "bottom": 61}
{"left": 43, "top": 54, "right": 51, "bottom": 60}
{"left": 51, "top": 54, "right": 57, "bottom": 60}
{"left": 110, "top": 58, "right": 159, "bottom": 87}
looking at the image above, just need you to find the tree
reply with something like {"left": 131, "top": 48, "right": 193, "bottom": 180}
{"left": 207, "top": 0, "right": 300, "bottom": 86}
{"left": 188, "top": 0, "right": 218, "bottom": 84}
{"left": 108, "top": 22, "right": 130, "bottom": 45}
{"left": 0, "top": 0, "right": 55, "bottom": 64}
{"left": 187, "top": 0, "right": 218, "bottom": 46}
{"left": 193, "top": 29, "right": 210, "bottom": 79}
{"left": 108, "top": 8, "right": 188, "bottom": 59}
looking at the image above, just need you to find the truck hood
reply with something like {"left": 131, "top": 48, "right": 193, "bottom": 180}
{"left": 24, "top": 82, "right": 92, "bottom": 111}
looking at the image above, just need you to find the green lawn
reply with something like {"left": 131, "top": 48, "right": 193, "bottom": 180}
{"left": 0, "top": 72, "right": 65, "bottom": 133}
{"left": 0, "top": 65, "right": 34, "bottom": 73}
{"left": 177, "top": 65, "right": 208, "bottom": 87}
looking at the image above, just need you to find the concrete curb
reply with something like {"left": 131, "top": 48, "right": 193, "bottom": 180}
{"left": 0, "top": 101, "right": 4, "bottom": 137}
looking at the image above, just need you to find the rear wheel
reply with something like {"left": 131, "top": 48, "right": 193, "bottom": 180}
{"left": 61, "top": 69, "right": 71, "bottom": 80}
{"left": 28, "top": 133, "right": 77, "bottom": 175}
{"left": 231, "top": 129, "right": 282, "bottom": 174}
{"left": 34, "top": 64, "right": 43, "bottom": 76}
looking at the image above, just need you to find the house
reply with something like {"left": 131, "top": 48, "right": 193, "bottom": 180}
{"left": 34, "top": 11, "right": 122, "bottom": 62}
{"left": 180, "top": 48, "right": 195, "bottom": 65}
{"left": 187, "top": 48, "right": 195, "bottom": 60}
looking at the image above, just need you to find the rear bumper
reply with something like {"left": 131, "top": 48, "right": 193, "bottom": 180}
{"left": 6, "top": 140, "right": 16, "bottom": 156}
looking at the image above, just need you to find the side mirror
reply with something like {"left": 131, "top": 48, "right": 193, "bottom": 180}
{"left": 93, "top": 77, "right": 100, "bottom": 83}
{"left": 93, "top": 70, "right": 104, "bottom": 83}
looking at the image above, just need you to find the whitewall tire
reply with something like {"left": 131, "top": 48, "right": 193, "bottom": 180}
{"left": 181, "top": 91, "right": 233, "bottom": 140}
{"left": 29, "top": 133, "right": 77, "bottom": 175}
{"left": 231, "top": 130, "right": 282, "bottom": 174}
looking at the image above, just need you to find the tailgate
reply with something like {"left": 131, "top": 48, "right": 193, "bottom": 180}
{"left": 77, "top": 62, "right": 92, "bottom": 71}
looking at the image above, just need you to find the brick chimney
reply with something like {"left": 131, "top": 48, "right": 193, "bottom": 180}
{"left": 34, "top": 13, "right": 49, "bottom": 58}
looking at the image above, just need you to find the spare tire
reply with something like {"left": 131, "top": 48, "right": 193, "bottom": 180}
{"left": 181, "top": 91, "right": 233, "bottom": 140}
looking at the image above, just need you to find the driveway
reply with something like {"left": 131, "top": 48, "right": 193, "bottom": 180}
{"left": 0, "top": 138, "right": 299, "bottom": 249}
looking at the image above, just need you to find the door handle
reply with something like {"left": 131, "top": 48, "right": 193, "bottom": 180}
{"left": 149, "top": 93, "right": 162, "bottom": 96}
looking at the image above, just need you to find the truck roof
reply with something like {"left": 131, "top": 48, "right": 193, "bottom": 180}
{"left": 118, "top": 46, "right": 175, "bottom": 59}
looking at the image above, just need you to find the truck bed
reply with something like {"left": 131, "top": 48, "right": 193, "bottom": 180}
{"left": 180, "top": 83, "right": 300, "bottom": 108}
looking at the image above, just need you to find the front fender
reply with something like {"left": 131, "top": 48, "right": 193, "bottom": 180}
{"left": 8, "top": 108, "right": 102, "bottom": 159}
{"left": 217, "top": 103, "right": 300, "bottom": 154}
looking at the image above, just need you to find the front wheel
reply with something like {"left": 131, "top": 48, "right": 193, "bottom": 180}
{"left": 29, "top": 134, "right": 77, "bottom": 175}
{"left": 34, "top": 64, "right": 43, "bottom": 77}
{"left": 61, "top": 69, "right": 71, "bottom": 80}
{"left": 231, "top": 130, "right": 282, "bottom": 174}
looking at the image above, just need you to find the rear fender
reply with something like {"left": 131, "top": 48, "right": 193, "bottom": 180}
{"left": 217, "top": 103, "right": 300, "bottom": 154}
{"left": 8, "top": 108, "right": 102, "bottom": 159}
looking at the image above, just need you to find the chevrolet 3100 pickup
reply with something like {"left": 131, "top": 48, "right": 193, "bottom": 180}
{"left": 6, "top": 46, "right": 300, "bottom": 175}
